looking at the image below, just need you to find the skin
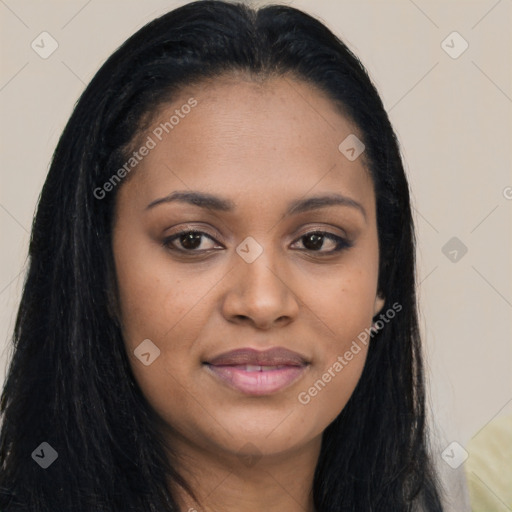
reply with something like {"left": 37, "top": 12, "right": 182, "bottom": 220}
{"left": 112, "top": 74, "right": 385, "bottom": 512}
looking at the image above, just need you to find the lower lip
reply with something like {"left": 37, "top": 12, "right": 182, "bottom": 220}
{"left": 204, "top": 364, "right": 308, "bottom": 396}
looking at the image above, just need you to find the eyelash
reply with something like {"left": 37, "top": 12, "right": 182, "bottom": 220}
{"left": 162, "top": 229, "right": 352, "bottom": 256}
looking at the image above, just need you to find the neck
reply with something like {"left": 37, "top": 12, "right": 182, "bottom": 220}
{"left": 167, "top": 433, "right": 321, "bottom": 512}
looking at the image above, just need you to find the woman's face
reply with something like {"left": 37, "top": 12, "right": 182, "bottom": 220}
{"left": 112, "top": 75, "right": 384, "bottom": 462}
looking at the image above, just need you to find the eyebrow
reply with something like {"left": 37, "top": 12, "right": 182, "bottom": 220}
{"left": 146, "top": 190, "right": 366, "bottom": 221}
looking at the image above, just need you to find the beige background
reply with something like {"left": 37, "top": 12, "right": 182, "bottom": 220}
{"left": 1, "top": 0, "right": 511, "bottom": 509}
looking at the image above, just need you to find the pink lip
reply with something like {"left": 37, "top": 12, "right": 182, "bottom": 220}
{"left": 204, "top": 347, "right": 310, "bottom": 396}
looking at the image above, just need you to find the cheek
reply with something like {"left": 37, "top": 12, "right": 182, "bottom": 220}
{"left": 113, "top": 253, "right": 203, "bottom": 426}
{"left": 307, "top": 261, "right": 379, "bottom": 342}
{"left": 112, "top": 236, "right": 217, "bottom": 405}
{"left": 113, "top": 234, "right": 197, "bottom": 345}
{"left": 296, "top": 284, "right": 371, "bottom": 431}
{"left": 297, "top": 346, "right": 368, "bottom": 425}
{"left": 295, "top": 259, "right": 377, "bottom": 422}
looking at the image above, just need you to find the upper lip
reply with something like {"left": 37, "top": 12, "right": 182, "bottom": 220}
{"left": 205, "top": 347, "right": 309, "bottom": 367}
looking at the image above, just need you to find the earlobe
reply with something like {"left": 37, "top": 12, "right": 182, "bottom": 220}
{"left": 373, "top": 294, "right": 385, "bottom": 317}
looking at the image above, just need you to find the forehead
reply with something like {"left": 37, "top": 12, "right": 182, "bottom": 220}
{"left": 118, "top": 75, "right": 374, "bottom": 215}
{"left": 155, "top": 75, "right": 361, "bottom": 165}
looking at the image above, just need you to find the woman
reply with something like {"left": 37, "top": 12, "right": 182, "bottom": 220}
{"left": 0, "top": 1, "right": 444, "bottom": 510}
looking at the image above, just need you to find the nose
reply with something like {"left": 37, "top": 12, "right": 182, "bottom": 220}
{"left": 221, "top": 246, "right": 300, "bottom": 330}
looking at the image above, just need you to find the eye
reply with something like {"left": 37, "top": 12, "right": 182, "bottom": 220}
{"left": 163, "top": 230, "right": 223, "bottom": 253}
{"left": 291, "top": 231, "right": 352, "bottom": 254}
{"left": 162, "top": 229, "right": 352, "bottom": 256}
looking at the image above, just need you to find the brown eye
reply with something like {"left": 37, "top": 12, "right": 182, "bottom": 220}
{"left": 178, "top": 232, "right": 203, "bottom": 250}
{"left": 292, "top": 231, "right": 352, "bottom": 253}
{"left": 163, "top": 230, "right": 221, "bottom": 253}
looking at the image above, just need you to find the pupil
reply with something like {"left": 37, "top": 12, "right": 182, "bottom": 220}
{"left": 181, "top": 232, "right": 202, "bottom": 249}
{"left": 304, "top": 233, "right": 323, "bottom": 250}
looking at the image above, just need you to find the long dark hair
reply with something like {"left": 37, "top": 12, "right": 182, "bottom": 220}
{"left": 0, "top": 1, "right": 443, "bottom": 510}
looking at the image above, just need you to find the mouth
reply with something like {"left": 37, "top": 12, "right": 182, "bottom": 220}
{"left": 203, "top": 347, "right": 310, "bottom": 396}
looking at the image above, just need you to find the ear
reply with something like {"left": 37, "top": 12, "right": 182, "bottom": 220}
{"left": 373, "top": 293, "right": 385, "bottom": 317}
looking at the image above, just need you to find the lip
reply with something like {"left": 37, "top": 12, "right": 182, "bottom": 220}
{"left": 205, "top": 347, "right": 309, "bottom": 367}
{"left": 203, "top": 347, "right": 310, "bottom": 396}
